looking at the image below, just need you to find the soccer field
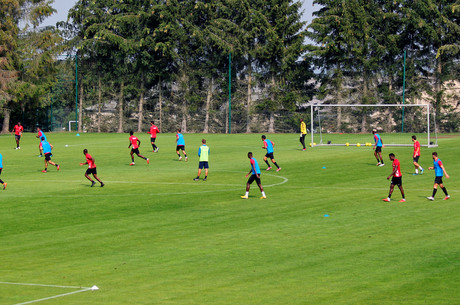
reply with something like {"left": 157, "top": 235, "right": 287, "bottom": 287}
{"left": 1, "top": 132, "right": 459, "bottom": 305}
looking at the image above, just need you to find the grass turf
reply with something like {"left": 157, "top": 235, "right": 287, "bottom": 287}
{"left": 0, "top": 132, "right": 459, "bottom": 305}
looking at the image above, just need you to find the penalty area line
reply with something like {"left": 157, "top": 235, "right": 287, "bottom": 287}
{"left": 0, "top": 282, "right": 99, "bottom": 305}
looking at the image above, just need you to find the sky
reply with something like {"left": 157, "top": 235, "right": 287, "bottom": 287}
{"left": 43, "top": 0, "right": 318, "bottom": 27}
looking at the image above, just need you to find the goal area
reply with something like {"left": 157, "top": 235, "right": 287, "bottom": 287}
{"left": 308, "top": 104, "right": 438, "bottom": 147}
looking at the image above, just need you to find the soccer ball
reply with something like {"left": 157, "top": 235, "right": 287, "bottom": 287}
{"left": 346, "top": 142, "right": 349, "bottom": 147}
{"left": 357, "top": 143, "right": 361, "bottom": 147}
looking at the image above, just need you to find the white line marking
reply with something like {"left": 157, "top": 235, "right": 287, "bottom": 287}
{"left": 0, "top": 282, "right": 98, "bottom": 305}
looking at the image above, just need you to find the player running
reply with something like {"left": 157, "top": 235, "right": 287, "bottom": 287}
{"left": 128, "top": 131, "right": 149, "bottom": 166}
{"left": 0, "top": 153, "right": 7, "bottom": 189}
{"left": 36, "top": 127, "right": 47, "bottom": 157}
{"left": 383, "top": 153, "right": 405, "bottom": 202}
{"left": 299, "top": 118, "right": 307, "bottom": 151}
{"left": 241, "top": 152, "right": 266, "bottom": 199}
{"left": 193, "top": 139, "right": 209, "bottom": 181}
{"left": 148, "top": 121, "right": 160, "bottom": 152}
{"left": 12, "top": 122, "right": 24, "bottom": 149}
{"left": 41, "top": 137, "right": 60, "bottom": 173}
{"left": 426, "top": 152, "right": 450, "bottom": 201}
{"left": 372, "top": 129, "right": 384, "bottom": 166}
{"left": 176, "top": 129, "right": 187, "bottom": 161}
{"left": 261, "top": 135, "right": 281, "bottom": 171}
{"left": 412, "top": 135, "right": 424, "bottom": 175}
{"left": 80, "top": 149, "right": 104, "bottom": 187}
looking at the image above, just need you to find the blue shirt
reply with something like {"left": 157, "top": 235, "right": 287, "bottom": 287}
{"left": 41, "top": 140, "right": 52, "bottom": 154}
{"left": 374, "top": 134, "right": 382, "bottom": 147}
{"left": 264, "top": 139, "right": 274, "bottom": 154}
{"left": 433, "top": 158, "right": 444, "bottom": 177}
{"left": 176, "top": 133, "right": 185, "bottom": 146}
{"left": 250, "top": 157, "right": 261, "bottom": 175}
{"left": 0, "top": 153, "right": 3, "bottom": 168}
{"left": 38, "top": 130, "right": 47, "bottom": 141}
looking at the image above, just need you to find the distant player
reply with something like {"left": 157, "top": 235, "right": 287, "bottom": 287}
{"left": 261, "top": 135, "right": 281, "bottom": 171}
{"left": 383, "top": 153, "right": 405, "bottom": 202}
{"left": 426, "top": 152, "right": 450, "bottom": 201}
{"left": 0, "top": 153, "right": 7, "bottom": 189}
{"left": 36, "top": 127, "right": 47, "bottom": 157}
{"left": 80, "top": 149, "right": 104, "bottom": 187}
{"left": 372, "top": 129, "right": 384, "bottom": 166}
{"left": 41, "top": 137, "right": 60, "bottom": 173}
{"left": 299, "top": 118, "right": 307, "bottom": 151}
{"left": 148, "top": 121, "right": 160, "bottom": 152}
{"left": 193, "top": 139, "right": 209, "bottom": 181}
{"left": 176, "top": 129, "right": 187, "bottom": 161}
{"left": 128, "top": 131, "right": 149, "bottom": 166}
{"left": 241, "top": 152, "right": 266, "bottom": 199}
{"left": 12, "top": 122, "right": 24, "bottom": 149}
{"left": 411, "top": 135, "right": 424, "bottom": 175}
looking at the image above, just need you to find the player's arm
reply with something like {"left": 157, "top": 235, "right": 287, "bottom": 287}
{"left": 387, "top": 168, "right": 397, "bottom": 180}
{"left": 271, "top": 140, "right": 274, "bottom": 147}
{"left": 245, "top": 169, "right": 252, "bottom": 177}
{"left": 50, "top": 144, "right": 53, "bottom": 150}
{"left": 80, "top": 160, "right": 88, "bottom": 166}
{"left": 137, "top": 139, "right": 141, "bottom": 146}
{"left": 198, "top": 147, "right": 201, "bottom": 157}
{"left": 441, "top": 164, "right": 450, "bottom": 178}
{"left": 262, "top": 141, "right": 267, "bottom": 149}
{"left": 128, "top": 140, "right": 131, "bottom": 148}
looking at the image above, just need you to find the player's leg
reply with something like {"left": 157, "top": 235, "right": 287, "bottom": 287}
{"left": 271, "top": 158, "right": 281, "bottom": 170}
{"left": 383, "top": 184, "right": 395, "bottom": 201}
{"left": 398, "top": 185, "right": 405, "bottom": 201}
{"left": 136, "top": 152, "right": 149, "bottom": 162}
{"left": 242, "top": 175, "right": 253, "bottom": 198}
{"left": 194, "top": 168, "right": 202, "bottom": 181}
{"left": 439, "top": 182, "right": 449, "bottom": 199}
{"left": 93, "top": 173, "right": 103, "bottom": 184}
{"left": 378, "top": 151, "right": 384, "bottom": 164}
{"left": 183, "top": 149, "right": 188, "bottom": 161}
{"left": 204, "top": 168, "right": 208, "bottom": 180}
{"left": 427, "top": 182, "right": 439, "bottom": 200}
{"left": 130, "top": 150, "right": 135, "bottom": 163}
{"left": 48, "top": 160, "right": 59, "bottom": 170}
{"left": 300, "top": 134, "right": 306, "bottom": 150}
{"left": 39, "top": 143, "right": 43, "bottom": 157}
{"left": 85, "top": 172, "right": 94, "bottom": 183}
{"left": 374, "top": 150, "right": 380, "bottom": 164}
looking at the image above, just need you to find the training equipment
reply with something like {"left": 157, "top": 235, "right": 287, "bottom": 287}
{"left": 346, "top": 142, "right": 349, "bottom": 146}
{"left": 309, "top": 104, "right": 437, "bottom": 147}
{"left": 356, "top": 143, "right": 361, "bottom": 147}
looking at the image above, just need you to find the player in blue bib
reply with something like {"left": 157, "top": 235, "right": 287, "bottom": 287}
{"left": 372, "top": 129, "right": 384, "bottom": 166}
{"left": 261, "top": 135, "right": 281, "bottom": 171}
{"left": 0, "top": 153, "right": 7, "bottom": 189}
{"left": 175, "top": 129, "right": 188, "bottom": 161}
{"left": 426, "top": 152, "right": 450, "bottom": 200}
{"left": 241, "top": 152, "right": 266, "bottom": 199}
{"left": 41, "top": 137, "right": 60, "bottom": 172}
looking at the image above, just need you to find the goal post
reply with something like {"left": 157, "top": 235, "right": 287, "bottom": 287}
{"left": 309, "top": 104, "right": 438, "bottom": 148}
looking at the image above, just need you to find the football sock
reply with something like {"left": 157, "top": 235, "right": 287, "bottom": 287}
{"left": 245, "top": 192, "right": 249, "bottom": 197}
{"left": 415, "top": 169, "right": 419, "bottom": 174}
{"left": 265, "top": 160, "right": 270, "bottom": 166}
{"left": 432, "top": 188, "right": 437, "bottom": 197}
{"left": 204, "top": 176, "right": 207, "bottom": 179}
{"left": 388, "top": 193, "right": 392, "bottom": 198}
{"left": 177, "top": 153, "right": 181, "bottom": 157}
{"left": 0, "top": 179, "right": 3, "bottom": 184}
{"left": 261, "top": 191, "right": 266, "bottom": 197}
{"left": 184, "top": 154, "right": 187, "bottom": 157}
{"left": 274, "top": 162, "right": 279, "bottom": 168}
{"left": 441, "top": 187, "right": 448, "bottom": 196}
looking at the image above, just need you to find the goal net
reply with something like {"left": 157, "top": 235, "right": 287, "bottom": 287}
{"left": 309, "top": 104, "right": 438, "bottom": 147}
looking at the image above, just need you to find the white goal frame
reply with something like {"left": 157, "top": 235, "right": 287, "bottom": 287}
{"left": 309, "top": 104, "right": 438, "bottom": 148}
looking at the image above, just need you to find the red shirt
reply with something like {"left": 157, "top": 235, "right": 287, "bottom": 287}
{"left": 13, "top": 125, "right": 23, "bottom": 135}
{"left": 129, "top": 136, "right": 139, "bottom": 149}
{"left": 413, "top": 140, "right": 420, "bottom": 157}
{"left": 149, "top": 125, "right": 160, "bottom": 138}
{"left": 392, "top": 158, "right": 402, "bottom": 178}
{"left": 85, "top": 153, "right": 96, "bottom": 169}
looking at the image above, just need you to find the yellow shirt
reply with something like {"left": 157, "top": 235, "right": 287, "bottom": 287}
{"left": 300, "top": 121, "right": 307, "bottom": 134}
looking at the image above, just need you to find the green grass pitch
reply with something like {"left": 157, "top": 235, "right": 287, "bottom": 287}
{"left": 0, "top": 132, "right": 459, "bottom": 304}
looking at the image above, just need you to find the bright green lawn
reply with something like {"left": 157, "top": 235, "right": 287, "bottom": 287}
{"left": 0, "top": 132, "right": 459, "bottom": 305}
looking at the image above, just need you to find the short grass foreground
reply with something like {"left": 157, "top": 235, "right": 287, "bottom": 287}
{"left": 1, "top": 132, "right": 459, "bottom": 305}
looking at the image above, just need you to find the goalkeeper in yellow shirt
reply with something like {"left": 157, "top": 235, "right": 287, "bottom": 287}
{"left": 300, "top": 119, "right": 307, "bottom": 151}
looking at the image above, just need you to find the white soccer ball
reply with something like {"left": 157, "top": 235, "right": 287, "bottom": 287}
{"left": 65, "top": 145, "right": 69, "bottom": 147}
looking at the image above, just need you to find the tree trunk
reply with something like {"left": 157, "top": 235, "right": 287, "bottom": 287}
{"left": 137, "top": 70, "right": 145, "bottom": 133}
{"left": 435, "top": 58, "right": 442, "bottom": 133}
{"left": 387, "top": 78, "right": 393, "bottom": 132}
{"left": 1, "top": 108, "right": 10, "bottom": 134}
{"left": 361, "top": 71, "right": 368, "bottom": 133}
{"left": 203, "top": 77, "right": 213, "bottom": 133}
{"left": 117, "top": 82, "right": 124, "bottom": 133}
{"left": 246, "top": 64, "right": 252, "bottom": 133}
{"left": 180, "top": 71, "right": 188, "bottom": 133}
{"left": 268, "top": 74, "right": 276, "bottom": 133}
{"left": 97, "top": 73, "right": 102, "bottom": 132}
{"left": 159, "top": 79, "right": 163, "bottom": 132}
{"left": 78, "top": 84, "right": 83, "bottom": 132}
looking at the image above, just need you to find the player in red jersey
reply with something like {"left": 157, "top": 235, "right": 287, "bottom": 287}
{"left": 128, "top": 131, "right": 149, "bottom": 165}
{"left": 80, "top": 149, "right": 104, "bottom": 187}
{"left": 411, "top": 135, "right": 424, "bottom": 175}
{"left": 148, "top": 121, "right": 160, "bottom": 152}
{"left": 383, "top": 153, "right": 405, "bottom": 202}
{"left": 12, "top": 122, "right": 24, "bottom": 149}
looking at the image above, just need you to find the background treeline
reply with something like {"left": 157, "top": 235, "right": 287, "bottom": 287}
{"left": 0, "top": 0, "right": 459, "bottom": 133}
